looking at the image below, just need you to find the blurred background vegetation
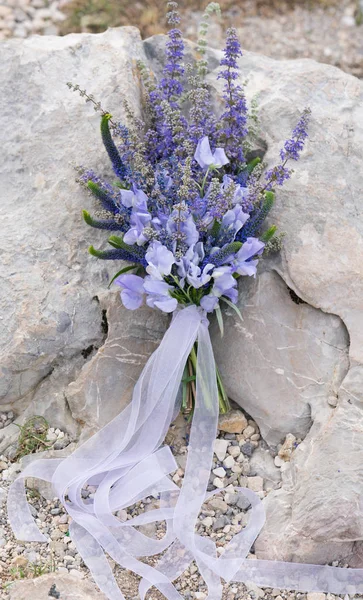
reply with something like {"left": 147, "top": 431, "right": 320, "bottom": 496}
{"left": 59, "top": 0, "right": 363, "bottom": 78}
{"left": 60, "top": 0, "right": 343, "bottom": 36}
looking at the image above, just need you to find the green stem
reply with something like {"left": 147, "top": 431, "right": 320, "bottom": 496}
{"left": 181, "top": 344, "right": 231, "bottom": 416}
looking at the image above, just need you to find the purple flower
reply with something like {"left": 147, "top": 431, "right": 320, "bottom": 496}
{"left": 187, "top": 262, "right": 214, "bottom": 289}
{"left": 176, "top": 243, "right": 213, "bottom": 288}
{"left": 222, "top": 205, "right": 249, "bottom": 235}
{"left": 217, "top": 28, "right": 248, "bottom": 165}
{"left": 114, "top": 274, "right": 145, "bottom": 310}
{"left": 280, "top": 108, "right": 311, "bottom": 162}
{"left": 120, "top": 187, "right": 148, "bottom": 210}
{"left": 121, "top": 187, "right": 152, "bottom": 246}
{"left": 264, "top": 165, "right": 292, "bottom": 189}
{"left": 200, "top": 266, "right": 238, "bottom": 312}
{"left": 200, "top": 294, "right": 219, "bottom": 312}
{"left": 232, "top": 237, "right": 265, "bottom": 276}
{"left": 194, "top": 136, "right": 229, "bottom": 170}
{"left": 167, "top": 207, "right": 199, "bottom": 248}
{"left": 144, "top": 278, "right": 178, "bottom": 313}
{"left": 123, "top": 206, "right": 151, "bottom": 246}
{"left": 145, "top": 241, "right": 175, "bottom": 280}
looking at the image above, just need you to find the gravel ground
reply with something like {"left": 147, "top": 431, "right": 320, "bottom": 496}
{"left": 0, "top": 410, "right": 296, "bottom": 599}
{"left": 185, "top": 1, "right": 363, "bottom": 78}
{"left": 0, "top": 0, "right": 66, "bottom": 39}
{"left": 0, "top": 412, "right": 360, "bottom": 598}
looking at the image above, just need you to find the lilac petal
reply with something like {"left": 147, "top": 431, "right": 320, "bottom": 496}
{"left": 223, "top": 287, "right": 238, "bottom": 303}
{"left": 214, "top": 273, "right": 236, "bottom": 296}
{"left": 123, "top": 228, "right": 139, "bottom": 245}
{"left": 121, "top": 289, "right": 144, "bottom": 310}
{"left": 236, "top": 259, "right": 259, "bottom": 277}
{"left": 143, "top": 278, "right": 173, "bottom": 297}
{"left": 194, "top": 136, "right": 213, "bottom": 169}
{"left": 237, "top": 237, "right": 265, "bottom": 262}
{"left": 115, "top": 274, "right": 145, "bottom": 310}
{"left": 222, "top": 206, "right": 249, "bottom": 233}
{"left": 200, "top": 294, "right": 219, "bottom": 312}
{"left": 233, "top": 184, "right": 249, "bottom": 206}
{"left": 120, "top": 189, "right": 135, "bottom": 208}
{"left": 134, "top": 189, "right": 149, "bottom": 210}
{"left": 183, "top": 216, "right": 199, "bottom": 246}
{"left": 146, "top": 242, "right": 175, "bottom": 279}
{"left": 154, "top": 297, "right": 178, "bottom": 313}
{"left": 115, "top": 273, "right": 144, "bottom": 294}
{"left": 212, "top": 147, "right": 229, "bottom": 167}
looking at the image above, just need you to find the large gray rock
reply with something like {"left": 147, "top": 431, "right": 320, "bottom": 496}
{"left": 66, "top": 294, "right": 168, "bottom": 438}
{"left": 0, "top": 27, "right": 167, "bottom": 448}
{"left": 211, "top": 270, "right": 349, "bottom": 445}
{"left": 1, "top": 27, "right": 363, "bottom": 567}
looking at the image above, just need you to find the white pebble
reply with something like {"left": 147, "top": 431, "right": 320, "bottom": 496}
{"left": 202, "top": 516, "right": 213, "bottom": 528}
{"left": 307, "top": 594, "right": 326, "bottom": 600}
{"left": 243, "top": 425, "right": 255, "bottom": 439}
{"left": 223, "top": 455, "right": 235, "bottom": 469}
{"left": 214, "top": 439, "right": 229, "bottom": 462}
{"left": 213, "top": 477, "right": 224, "bottom": 489}
{"left": 228, "top": 445, "right": 241, "bottom": 458}
{"left": 212, "top": 467, "right": 226, "bottom": 478}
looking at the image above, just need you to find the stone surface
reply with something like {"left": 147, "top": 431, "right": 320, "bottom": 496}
{"left": 8, "top": 572, "right": 107, "bottom": 599}
{"left": 249, "top": 448, "right": 281, "bottom": 490}
{"left": 0, "top": 27, "right": 167, "bottom": 447}
{"left": 212, "top": 270, "right": 349, "bottom": 445}
{"left": 66, "top": 294, "right": 168, "bottom": 438}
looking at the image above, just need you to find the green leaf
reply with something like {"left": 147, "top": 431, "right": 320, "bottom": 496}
{"left": 108, "top": 265, "right": 140, "bottom": 288}
{"left": 182, "top": 375, "right": 197, "bottom": 384}
{"left": 215, "top": 305, "right": 224, "bottom": 337}
{"left": 88, "top": 246, "right": 122, "bottom": 260}
{"left": 261, "top": 225, "right": 277, "bottom": 243}
{"left": 82, "top": 209, "right": 93, "bottom": 225}
{"left": 264, "top": 191, "right": 275, "bottom": 208}
{"left": 210, "top": 219, "right": 221, "bottom": 239}
{"left": 220, "top": 297, "right": 243, "bottom": 322}
{"left": 247, "top": 156, "right": 261, "bottom": 173}
{"left": 107, "top": 235, "right": 138, "bottom": 254}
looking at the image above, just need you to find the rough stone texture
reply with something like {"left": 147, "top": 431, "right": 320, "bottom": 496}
{"left": 1, "top": 27, "right": 363, "bottom": 567}
{"left": 0, "top": 27, "right": 167, "bottom": 447}
{"left": 212, "top": 270, "right": 349, "bottom": 444}
{"left": 9, "top": 572, "right": 107, "bottom": 600}
{"left": 66, "top": 294, "right": 168, "bottom": 438}
{"left": 249, "top": 448, "right": 281, "bottom": 491}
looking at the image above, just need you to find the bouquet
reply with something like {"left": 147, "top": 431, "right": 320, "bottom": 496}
{"left": 67, "top": 1, "right": 310, "bottom": 416}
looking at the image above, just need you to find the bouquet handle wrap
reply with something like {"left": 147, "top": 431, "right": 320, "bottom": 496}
{"left": 8, "top": 305, "right": 363, "bottom": 599}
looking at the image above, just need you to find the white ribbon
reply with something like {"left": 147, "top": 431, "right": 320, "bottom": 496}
{"left": 8, "top": 304, "right": 363, "bottom": 598}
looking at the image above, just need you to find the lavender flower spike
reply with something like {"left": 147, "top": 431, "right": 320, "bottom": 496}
{"left": 194, "top": 136, "right": 229, "bottom": 170}
{"left": 115, "top": 274, "right": 145, "bottom": 310}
